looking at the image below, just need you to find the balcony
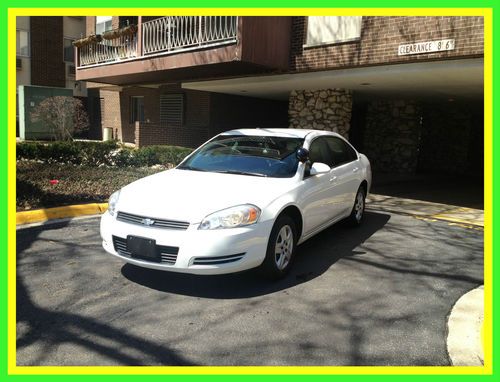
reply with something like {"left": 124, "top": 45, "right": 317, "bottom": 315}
{"left": 78, "top": 16, "right": 238, "bottom": 68}
{"left": 75, "top": 16, "right": 292, "bottom": 85}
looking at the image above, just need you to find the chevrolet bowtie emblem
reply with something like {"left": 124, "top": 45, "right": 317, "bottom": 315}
{"left": 142, "top": 218, "right": 155, "bottom": 226}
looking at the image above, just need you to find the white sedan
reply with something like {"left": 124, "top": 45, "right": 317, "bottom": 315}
{"left": 100, "top": 129, "right": 371, "bottom": 279}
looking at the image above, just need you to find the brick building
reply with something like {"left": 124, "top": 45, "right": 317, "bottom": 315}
{"left": 16, "top": 16, "right": 88, "bottom": 135}
{"left": 75, "top": 16, "right": 484, "bottom": 174}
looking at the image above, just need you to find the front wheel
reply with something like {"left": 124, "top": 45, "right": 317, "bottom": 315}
{"left": 260, "top": 216, "right": 297, "bottom": 280}
{"left": 347, "top": 186, "right": 366, "bottom": 227}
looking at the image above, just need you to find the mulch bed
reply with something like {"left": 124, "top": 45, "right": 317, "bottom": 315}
{"left": 16, "top": 161, "right": 163, "bottom": 211}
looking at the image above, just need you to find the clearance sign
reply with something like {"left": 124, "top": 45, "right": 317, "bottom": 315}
{"left": 398, "top": 39, "right": 455, "bottom": 55}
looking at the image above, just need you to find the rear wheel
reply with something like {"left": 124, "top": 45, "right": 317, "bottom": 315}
{"left": 347, "top": 186, "right": 366, "bottom": 227}
{"left": 260, "top": 216, "right": 297, "bottom": 280}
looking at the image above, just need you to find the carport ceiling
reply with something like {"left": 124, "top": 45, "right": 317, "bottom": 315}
{"left": 182, "top": 58, "right": 483, "bottom": 101}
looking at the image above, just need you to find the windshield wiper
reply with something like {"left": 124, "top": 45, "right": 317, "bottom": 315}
{"left": 177, "top": 165, "right": 206, "bottom": 172}
{"left": 214, "top": 170, "right": 268, "bottom": 177}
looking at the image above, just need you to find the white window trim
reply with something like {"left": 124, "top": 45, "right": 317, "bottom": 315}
{"left": 303, "top": 36, "right": 361, "bottom": 49}
{"left": 303, "top": 16, "right": 363, "bottom": 48}
{"left": 16, "top": 29, "right": 30, "bottom": 58}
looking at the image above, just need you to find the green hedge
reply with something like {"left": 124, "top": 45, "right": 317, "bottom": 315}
{"left": 16, "top": 141, "right": 193, "bottom": 167}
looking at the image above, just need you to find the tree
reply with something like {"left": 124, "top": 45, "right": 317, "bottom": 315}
{"left": 30, "top": 96, "right": 89, "bottom": 141}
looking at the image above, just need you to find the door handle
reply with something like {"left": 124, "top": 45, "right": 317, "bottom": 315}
{"left": 352, "top": 167, "right": 359, "bottom": 173}
{"left": 329, "top": 176, "right": 337, "bottom": 182}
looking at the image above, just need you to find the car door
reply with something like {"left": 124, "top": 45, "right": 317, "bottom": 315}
{"left": 325, "top": 136, "right": 362, "bottom": 215}
{"left": 299, "top": 137, "right": 343, "bottom": 235}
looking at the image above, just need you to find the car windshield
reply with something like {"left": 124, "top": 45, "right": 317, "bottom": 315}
{"left": 177, "top": 135, "right": 305, "bottom": 178}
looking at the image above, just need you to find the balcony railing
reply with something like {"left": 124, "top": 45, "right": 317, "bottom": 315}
{"left": 78, "top": 33, "right": 138, "bottom": 67}
{"left": 77, "top": 16, "right": 238, "bottom": 68}
{"left": 142, "top": 16, "right": 238, "bottom": 55}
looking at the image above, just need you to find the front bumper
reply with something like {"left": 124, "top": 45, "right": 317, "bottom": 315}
{"left": 100, "top": 211, "right": 273, "bottom": 275}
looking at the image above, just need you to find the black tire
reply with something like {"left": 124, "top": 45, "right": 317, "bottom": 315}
{"left": 347, "top": 186, "right": 366, "bottom": 227}
{"left": 260, "top": 215, "right": 297, "bottom": 280}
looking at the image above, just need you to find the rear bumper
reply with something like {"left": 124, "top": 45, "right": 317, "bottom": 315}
{"left": 100, "top": 211, "right": 273, "bottom": 275}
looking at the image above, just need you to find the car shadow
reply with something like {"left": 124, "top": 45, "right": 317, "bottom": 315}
{"left": 121, "top": 211, "right": 390, "bottom": 299}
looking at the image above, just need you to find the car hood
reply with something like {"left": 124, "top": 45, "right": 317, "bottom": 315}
{"left": 116, "top": 169, "right": 295, "bottom": 223}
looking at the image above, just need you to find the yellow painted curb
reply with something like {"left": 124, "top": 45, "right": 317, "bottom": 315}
{"left": 430, "top": 214, "right": 484, "bottom": 228}
{"left": 16, "top": 203, "right": 109, "bottom": 225}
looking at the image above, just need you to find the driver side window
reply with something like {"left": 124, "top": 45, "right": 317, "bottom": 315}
{"left": 304, "top": 137, "right": 333, "bottom": 178}
{"left": 309, "top": 137, "right": 334, "bottom": 167}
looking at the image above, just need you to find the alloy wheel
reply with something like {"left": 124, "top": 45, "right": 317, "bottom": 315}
{"left": 355, "top": 190, "right": 365, "bottom": 222}
{"left": 274, "top": 225, "right": 294, "bottom": 270}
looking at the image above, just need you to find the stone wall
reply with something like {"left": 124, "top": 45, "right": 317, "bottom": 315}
{"left": 363, "top": 99, "right": 422, "bottom": 173}
{"left": 418, "top": 101, "right": 481, "bottom": 174}
{"left": 288, "top": 88, "right": 353, "bottom": 138}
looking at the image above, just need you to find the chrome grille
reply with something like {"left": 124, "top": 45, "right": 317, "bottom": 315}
{"left": 116, "top": 211, "right": 190, "bottom": 230}
{"left": 112, "top": 236, "right": 179, "bottom": 265}
{"left": 192, "top": 253, "right": 245, "bottom": 265}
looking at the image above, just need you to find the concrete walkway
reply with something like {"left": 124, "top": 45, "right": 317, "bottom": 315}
{"left": 447, "top": 286, "right": 484, "bottom": 366}
{"left": 367, "top": 194, "right": 484, "bottom": 227}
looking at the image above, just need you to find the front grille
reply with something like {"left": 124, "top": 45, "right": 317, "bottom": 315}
{"left": 117, "top": 211, "right": 190, "bottom": 230}
{"left": 112, "top": 236, "right": 179, "bottom": 265}
{"left": 192, "top": 253, "right": 245, "bottom": 265}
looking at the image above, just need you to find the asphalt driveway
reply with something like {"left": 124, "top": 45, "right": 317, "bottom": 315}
{"left": 16, "top": 211, "right": 483, "bottom": 366}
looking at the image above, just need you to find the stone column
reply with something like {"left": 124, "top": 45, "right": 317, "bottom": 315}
{"left": 288, "top": 88, "right": 353, "bottom": 138}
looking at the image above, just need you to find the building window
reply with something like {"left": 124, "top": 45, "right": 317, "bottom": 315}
{"left": 64, "top": 38, "right": 75, "bottom": 63}
{"left": 130, "top": 96, "right": 145, "bottom": 123}
{"left": 96, "top": 16, "right": 113, "bottom": 35}
{"left": 119, "top": 16, "right": 138, "bottom": 28}
{"left": 16, "top": 29, "right": 29, "bottom": 57}
{"left": 305, "top": 16, "right": 362, "bottom": 47}
{"left": 160, "top": 94, "right": 184, "bottom": 126}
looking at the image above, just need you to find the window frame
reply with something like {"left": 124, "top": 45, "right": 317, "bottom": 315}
{"left": 130, "top": 96, "right": 145, "bottom": 124}
{"left": 303, "top": 16, "right": 363, "bottom": 48}
{"left": 16, "top": 29, "right": 30, "bottom": 57}
{"left": 95, "top": 16, "right": 113, "bottom": 35}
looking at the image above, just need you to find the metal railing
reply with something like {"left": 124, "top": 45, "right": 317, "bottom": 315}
{"left": 78, "top": 34, "right": 138, "bottom": 67}
{"left": 142, "top": 16, "right": 237, "bottom": 55}
{"left": 77, "top": 16, "right": 238, "bottom": 67}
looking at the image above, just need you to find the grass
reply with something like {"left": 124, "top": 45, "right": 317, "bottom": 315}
{"left": 16, "top": 161, "right": 164, "bottom": 211}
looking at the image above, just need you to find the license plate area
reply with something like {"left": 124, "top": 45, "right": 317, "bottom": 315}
{"left": 127, "top": 235, "right": 159, "bottom": 262}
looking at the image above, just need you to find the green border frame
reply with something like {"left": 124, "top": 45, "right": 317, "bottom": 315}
{"left": 3, "top": 0, "right": 496, "bottom": 380}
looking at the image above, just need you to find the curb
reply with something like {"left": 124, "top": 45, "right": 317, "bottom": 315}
{"left": 447, "top": 285, "right": 484, "bottom": 366}
{"left": 16, "top": 203, "right": 108, "bottom": 225}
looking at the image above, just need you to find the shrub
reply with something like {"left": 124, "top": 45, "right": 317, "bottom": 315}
{"left": 16, "top": 141, "right": 192, "bottom": 167}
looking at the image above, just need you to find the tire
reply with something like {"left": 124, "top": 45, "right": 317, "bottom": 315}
{"left": 260, "top": 215, "right": 297, "bottom": 280}
{"left": 347, "top": 186, "right": 366, "bottom": 227}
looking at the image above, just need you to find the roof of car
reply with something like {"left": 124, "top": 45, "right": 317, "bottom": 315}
{"left": 220, "top": 128, "right": 337, "bottom": 139}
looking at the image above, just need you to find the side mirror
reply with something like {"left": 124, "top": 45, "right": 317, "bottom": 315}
{"left": 310, "top": 162, "right": 330, "bottom": 175}
{"left": 296, "top": 147, "right": 309, "bottom": 163}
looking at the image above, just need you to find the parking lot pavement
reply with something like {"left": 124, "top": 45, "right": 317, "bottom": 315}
{"left": 16, "top": 211, "right": 483, "bottom": 366}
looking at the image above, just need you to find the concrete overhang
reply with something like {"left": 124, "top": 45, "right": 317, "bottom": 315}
{"left": 181, "top": 58, "right": 483, "bottom": 101}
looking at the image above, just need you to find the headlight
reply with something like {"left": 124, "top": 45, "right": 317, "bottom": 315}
{"left": 199, "top": 204, "right": 261, "bottom": 230}
{"left": 108, "top": 190, "right": 121, "bottom": 216}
